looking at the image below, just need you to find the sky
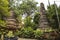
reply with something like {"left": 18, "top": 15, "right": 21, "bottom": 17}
{"left": 35, "top": 0, "right": 60, "bottom": 9}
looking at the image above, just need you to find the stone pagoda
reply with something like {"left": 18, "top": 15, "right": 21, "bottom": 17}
{"left": 6, "top": 9, "right": 19, "bottom": 30}
{"left": 39, "top": 3, "right": 49, "bottom": 29}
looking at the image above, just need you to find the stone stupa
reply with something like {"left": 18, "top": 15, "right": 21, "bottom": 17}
{"left": 6, "top": 9, "right": 19, "bottom": 30}
{"left": 39, "top": 3, "right": 49, "bottom": 30}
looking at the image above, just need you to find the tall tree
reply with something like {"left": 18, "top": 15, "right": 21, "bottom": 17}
{"left": 9, "top": 0, "right": 38, "bottom": 19}
{"left": 0, "top": 0, "right": 9, "bottom": 20}
{"left": 19, "top": 0, "right": 37, "bottom": 17}
{"left": 47, "top": 4, "right": 60, "bottom": 29}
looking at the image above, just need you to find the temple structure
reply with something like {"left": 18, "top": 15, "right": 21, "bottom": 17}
{"left": 6, "top": 10, "right": 19, "bottom": 30}
{"left": 39, "top": 3, "right": 49, "bottom": 29}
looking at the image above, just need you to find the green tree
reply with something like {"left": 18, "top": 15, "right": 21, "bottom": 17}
{"left": 24, "top": 16, "right": 36, "bottom": 29}
{"left": 0, "top": 0, "right": 9, "bottom": 40}
{"left": 20, "top": 0, "right": 37, "bottom": 17}
{"left": 10, "top": 0, "right": 37, "bottom": 17}
{"left": 47, "top": 4, "right": 60, "bottom": 29}
{"left": 33, "top": 12, "right": 40, "bottom": 29}
{"left": 0, "top": 0, "right": 9, "bottom": 18}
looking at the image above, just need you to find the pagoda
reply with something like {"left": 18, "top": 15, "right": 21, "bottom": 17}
{"left": 6, "top": 9, "right": 19, "bottom": 30}
{"left": 39, "top": 3, "right": 49, "bottom": 29}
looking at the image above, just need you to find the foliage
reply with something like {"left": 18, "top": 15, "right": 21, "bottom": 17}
{"left": 0, "top": 0, "right": 9, "bottom": 28}
{"left": 19, "top": 0, "right": 38, "bottom": 17}
{"left": 17, "top": 27, "right": 34, "bottom": 38}
{"left": 34, "top": 12, "right": 40, "bottom": 24}
{"left": 0, "top": 20, "right": 6, "bottom": 27}
{"left": 33, "top": 12, "right": 40, "bottom": 28}
{"left": 44, "top": 28, "right": 54, "bottom": 32}
{"left": 47, "top": 4, "right": 60, "bottom": 29}
{"left": 24, "top": 16, "right": 36, "bottom": 29}
{"left": 0, "top": 0, "right": 9, "bottom": 36}
{"left": 0, "top": 1, "right": 9, "bottom": 39}
{"left": 0, "top": 0, "right": 9, "bottom": 18}
{"left": 7, "top": 31, "right": 14, "bottom": 38}
{"left": 10, "top": 0, "right": 38, "bottom": 17}
{"left": 34, "top": 29, "right": 44, "bottom": 38}
{"left": 9, "top": 0, "right": 38, "bottom": 30}
{"left": 24, "top": 17, "right": 32, "bottom": 26}
{"left": 9, "top": 27, "right": 54, "bottom": 39}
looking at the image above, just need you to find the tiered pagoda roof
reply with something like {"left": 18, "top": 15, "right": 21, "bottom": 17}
{"left": 39, "top": 3, "right": 49, "bottom": 29}
{"left": 6, "top": 10, "right": 19, "bottom": 30}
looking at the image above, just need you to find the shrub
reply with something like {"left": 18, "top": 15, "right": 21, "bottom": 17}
{"left": 43, "top": 28, "right": 54, "bottom": 32}
{"left": 34, "top": 29, "right": 44, "bottom": 38}
{"left": 7, "top": 31, "right": 14, "bottom": 38}
{"left": 18, "top": 27, "right": 34, "bottom": 38}
{"left": 14, "top": 27, "right": 54, "bottom": 39}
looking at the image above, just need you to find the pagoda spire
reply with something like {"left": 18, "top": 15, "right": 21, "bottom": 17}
{"left": 39, "top": 3, "right": 49, "bottom": 29}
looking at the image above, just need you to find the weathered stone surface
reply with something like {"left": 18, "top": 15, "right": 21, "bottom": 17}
{"left": 39, "top": 3, "right": 49, "bottom": 29}
{"left": 6, "top": 10, "right": 19, "bottom": 30}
